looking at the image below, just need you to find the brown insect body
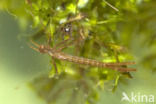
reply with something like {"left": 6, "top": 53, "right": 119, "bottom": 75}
{"left": 34, "top": 44, "right": 136, "bottom": 72}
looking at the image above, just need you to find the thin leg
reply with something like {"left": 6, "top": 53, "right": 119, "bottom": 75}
{"left": 114, "top": 50, "right": 119, "bottom": 63}
{"left": 57, "top": 39, "right": 75, "bottom": 51}
{"left": 53, "top": 39, "right": 69, "bottom": 49}
{"left": 78, "top": 27, "right": 85, "bottom": 40}
{"left": 51, "top": 57, "right": 58, "bottom": 74}
{"left": 48, "top": 35, "right": 52, "bottom": 46}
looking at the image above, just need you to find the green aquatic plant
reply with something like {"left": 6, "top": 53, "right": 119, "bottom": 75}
{"left": 1, "top": 0, "right": 156, "bottom": 104}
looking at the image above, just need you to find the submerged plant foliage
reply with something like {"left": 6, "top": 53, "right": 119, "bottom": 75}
{"left": 1, "top": 0, "right": 156, "bottom": 104}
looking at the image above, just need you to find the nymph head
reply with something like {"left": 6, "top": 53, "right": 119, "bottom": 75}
{"left": 29, "top": 40, "right": 54, "bottom": 55}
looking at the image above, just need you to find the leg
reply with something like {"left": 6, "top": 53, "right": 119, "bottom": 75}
{"left": 51, "top": 57, "right": 58, "bottom": 74}
{"left": 53, "top": 39, "right": 69, "bottom": 49}
{"left": 47, "top": 35, "right": 53, "bottom": 46}
{"left": 78, "top": 26, "right": 85, "bottom": 40}
{"left": 57, "top": 39, "right": 75, "bottom": 51}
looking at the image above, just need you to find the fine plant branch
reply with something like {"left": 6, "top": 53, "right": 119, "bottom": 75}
{"left": 103, "top": 0, "right": 119, "bottom": 12}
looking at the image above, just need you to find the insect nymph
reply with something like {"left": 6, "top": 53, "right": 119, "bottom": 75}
{"left": 30, "top": 40, "right": 136, "bottom": 72}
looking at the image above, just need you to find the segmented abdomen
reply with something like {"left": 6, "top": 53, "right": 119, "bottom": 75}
{"left": 52, "top": 52, "right": 136, "bottom": 72}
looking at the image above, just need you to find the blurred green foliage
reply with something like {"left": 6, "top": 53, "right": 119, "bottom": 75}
{"left": 1, "top": 0, "right": 156, "bottom": 104}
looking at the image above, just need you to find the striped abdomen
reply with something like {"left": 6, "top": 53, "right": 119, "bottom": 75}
{"left": 51, "top": 52, "right": 136, "bottom": 72}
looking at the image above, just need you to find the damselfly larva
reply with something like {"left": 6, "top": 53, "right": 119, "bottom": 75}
{"left": 30, "top": 41, "right": 136, "bottom": 72}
